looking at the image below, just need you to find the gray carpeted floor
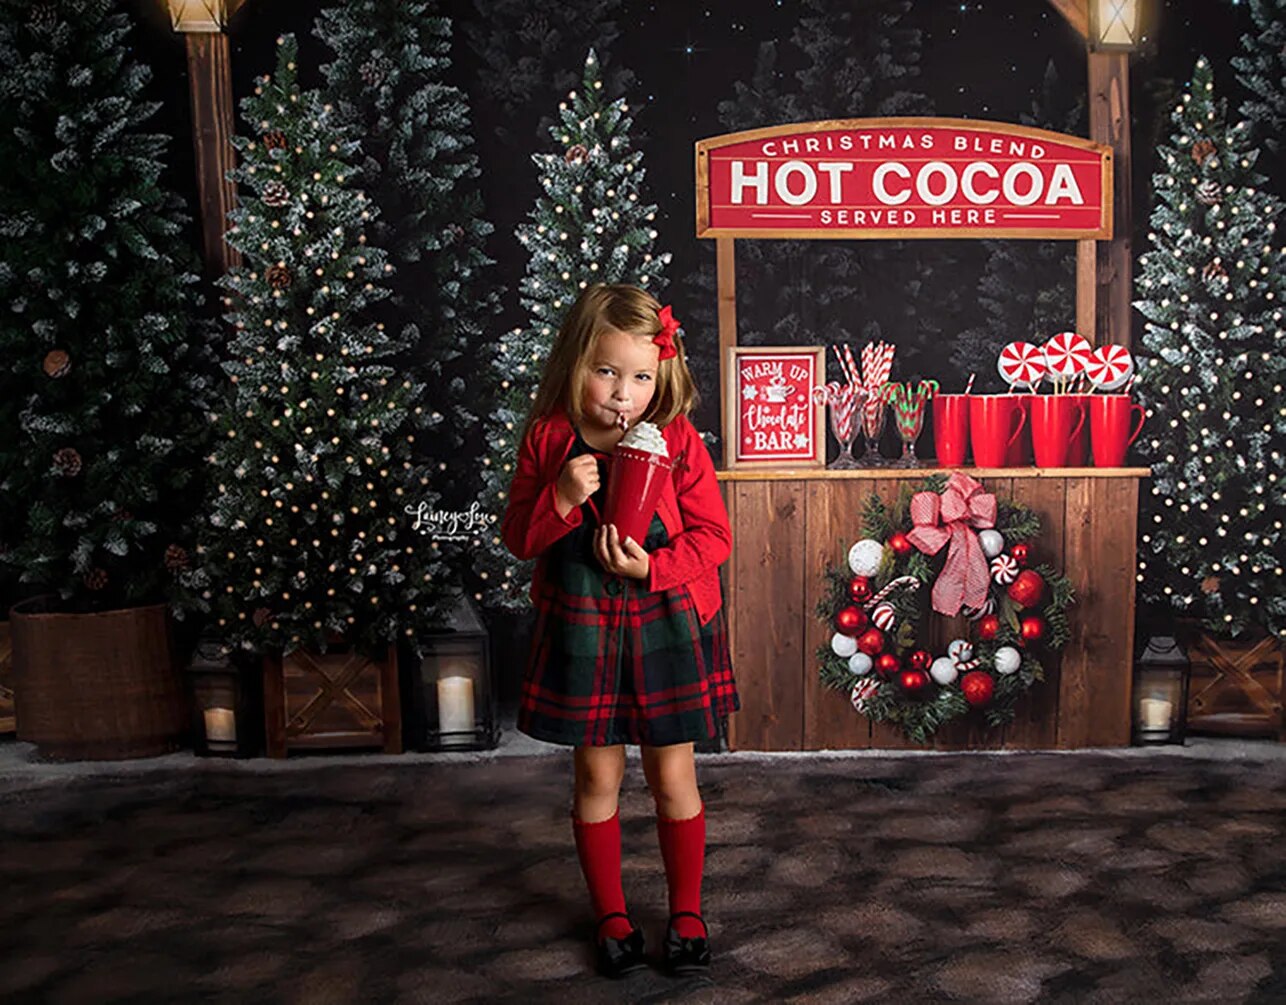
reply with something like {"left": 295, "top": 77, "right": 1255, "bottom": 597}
{"left": 1, "top": 737, "right": 1285, "bottom": 1004}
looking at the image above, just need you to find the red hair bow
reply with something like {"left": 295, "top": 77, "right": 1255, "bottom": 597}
{"left": 653, "top": 305, "right": 680, "bottom": 361}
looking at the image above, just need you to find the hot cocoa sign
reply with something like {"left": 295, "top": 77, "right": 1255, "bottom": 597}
{"left": 696, "top": 118, "right": 1111, "bottom": 240}
{"left": 724, "top": 346, "right": 825, "bottom": 469}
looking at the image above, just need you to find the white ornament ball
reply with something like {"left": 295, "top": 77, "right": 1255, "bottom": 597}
{"left": 831, "top": 632, "right": 858, "bottom": 659}
{"left": 979, "top": 529, "right": 1005, "bottom": 558}
{"left": 947, "top": 639, "right": 974, "bottom": 663}
{"left": 994, "top": 646, "right": 1022, "bottom": 675}
{"left": 847, "top": 538, "right": 885, "bottom": 577}
{"left": 930, "top": 657, "right": 959, "bottom": 686}
{"left": 848, "top": 652, "right": 874, "bottom": 676}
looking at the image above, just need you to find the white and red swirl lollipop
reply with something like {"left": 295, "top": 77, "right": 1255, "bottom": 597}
{"left": 1085, "top": 344, "right": 1135, "bottom": 391}
{"left": 1043, "top": 331, "right": 1093, "bottom": 380}
{"left": 998, "top": 341, "right": 1045, "bottom": 391}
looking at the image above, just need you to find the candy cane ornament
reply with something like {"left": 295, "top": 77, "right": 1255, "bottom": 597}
{"left": 998, "top": 341, "right": 1045, "bottom": 391}
{"left": 1085, "top": 344, "right": 1135, "bottom": 391}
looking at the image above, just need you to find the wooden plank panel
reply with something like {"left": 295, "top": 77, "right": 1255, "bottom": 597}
{"left": 1089, "top": 51, "right": 1134, "bottom": 351}
{"left": 1059, "top": 476, "right": 1095, "bottom": 748}
{"left": 186, "top": 33, "right": 242, "bottom": 274}
{"left": 1005, "top": 478, "right": 1066, "bottom": 749}
{"left": 727, "top": 480, "right": 807, "bottom": 750}
{"left": 724, "top": 482, "right": 740, "bottom": 750}
{"left": 1062, "top": 477, "right": 1136, "bottom": 746}
{"left": 804, "top": 479, "right": 876, "bottom": 750}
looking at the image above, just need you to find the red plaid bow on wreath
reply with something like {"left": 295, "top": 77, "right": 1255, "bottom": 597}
{"left": 905, "top": 472, "right": 996, "bottom": 617}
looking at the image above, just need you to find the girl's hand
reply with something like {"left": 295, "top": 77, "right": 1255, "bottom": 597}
{"left": 595, "top": 524, "right": 650, "bottom": 580}
{"left": 556, "top": 455, "right": 600, "bottom": 510}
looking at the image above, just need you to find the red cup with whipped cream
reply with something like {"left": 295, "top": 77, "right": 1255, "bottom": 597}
{"left": 603, "top": 421, "right": 672, "bottom": 546}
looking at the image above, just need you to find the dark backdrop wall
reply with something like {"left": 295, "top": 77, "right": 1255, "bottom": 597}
{"left": 126, "top": 0, "right": 1262, "bottom": 442}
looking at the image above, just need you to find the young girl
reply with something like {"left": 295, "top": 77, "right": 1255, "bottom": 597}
{"left": 500, "top": 283, "right": 740, "bottom": 979}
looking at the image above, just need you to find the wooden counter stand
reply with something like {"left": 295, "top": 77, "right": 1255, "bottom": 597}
{"left": 717, "top": 467, "right": 1149, "bottom": 752}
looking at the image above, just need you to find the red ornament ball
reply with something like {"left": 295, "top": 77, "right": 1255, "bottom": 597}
{"left": 1007, "top": 569, "right": 1046, "bottom": 608}
{"left": 977, "top": 614, "right": 1001, "bottom": 641}
{"left": 888, "top": 531, "right": 913, "bottom": 557}
{"left": 856, "top": 628, "right": 886, "bottom": 656}
{"left": 876, "top": 652, "right": 901, "bottom": 677}
{"left": 1019, "top": 615, "right": 1047, "bottom": 645}
{"left": 908, "top": 649, "right": 933, "bottom": 671}
{"left": 898, "top": 669, "right": 930, "bottom": 696}
{"left": 1010, "top": 543, "right": 1030, "bottom": 567}
{"left": 835, "top": 605, "right": 867, "bottom": 635}
{"left": 960, "top": 670, "right": 995, "bottom": 707}
{"left": 849, "top": 575, "right": 873, "bottom": 603}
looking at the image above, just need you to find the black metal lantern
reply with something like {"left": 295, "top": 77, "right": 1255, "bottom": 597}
{"left": 1089, "top": 0, "right": 1143, "bottom": 52}
{"left": 1132, "top": 635, "right": 1191, "bottom": 745}
{"left": 406, "top": 595, "right": 498, "bottom": 751}
{"left": 185, "top": 637, "right": 262, "bottom": 758}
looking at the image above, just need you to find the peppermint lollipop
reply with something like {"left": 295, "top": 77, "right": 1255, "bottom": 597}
{"left": 1085, "top": 344, "right": 1135, "bottom": 391}
{"left": 998, "top": 341, "right": 1045, "bottom": 391}
{"left": 1043, "top": 331, "right": 1093, "bottom": 380}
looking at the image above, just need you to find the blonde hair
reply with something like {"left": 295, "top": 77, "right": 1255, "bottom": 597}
{"left": 519, "top": 283, "right": 699, "bottom": 445}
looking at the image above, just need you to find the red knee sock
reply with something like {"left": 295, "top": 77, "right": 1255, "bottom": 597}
{"left": 656, "top": 802, "right": 706, "bottom": 939}
{"left": 571, "top": 808, "right": 633, "bottom": 940}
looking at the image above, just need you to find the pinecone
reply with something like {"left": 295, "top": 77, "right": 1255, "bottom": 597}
{"left": 564, "top": 144, "right": 589, "bottom": 165}
{"left": 83, "top": 568, "right": 108, "bottom": 591}
{"left": 261, "top": 180, "right": 290, "bottom": 208}
{"left": 262, "top": 130, "right": 288, "bottom": 152}
{"left": 52, "top": 447, "right": 82, "bottom": 477}
{"left": 1196, "top": 180, "right": 1221, "bottom": 205}
{"left": 266, "top": 263, "right": 293, "bottom": 290}
{"left": 359, "top": 58, "right": 387, "bottom": 87}
{"left": 443, "top": 224, "right": 466, "bottom": 245}
{"left": 1191, "top": 139, "right": 1216, "bottom": 166}
{"left": 27, "top": 3, "right": 57, "bottom": 34}
{"left": 1202, "top": 260, "right": 1228, "bottom": 284}
{"left": 252, "top": 607, "right": 272, "bottom": 627}
{"left": 43, "top": 349, "right": 70, "bottom": 378}
{"left": 164, "top": 544, "right": 189, "bottom": 572}
{"left": 1200, "top": 574, "right": 1221, "bottom": 595}
{"left": 110, "top": 509, "right": 133, "bottom": 522}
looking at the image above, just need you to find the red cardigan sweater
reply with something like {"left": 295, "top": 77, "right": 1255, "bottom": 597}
{"left": 500, "top": 408, "right": 731, "bottom": 626}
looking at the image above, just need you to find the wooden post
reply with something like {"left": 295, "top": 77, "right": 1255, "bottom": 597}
{"left": 184, "top": 32, "right": 242, "bottom": 274}
{"left": 716, "top": 236, "right": 737, "bottom": 449}
{"left": 1089, "top": 51, "right": 1134, "bottom": 351}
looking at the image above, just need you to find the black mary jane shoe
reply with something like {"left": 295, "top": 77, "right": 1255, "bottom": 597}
{"left": 662, "top": 911, "right": 712, "bottom": 976}
{"left": 594, "top": 912, "right": 648, "bottom": 979}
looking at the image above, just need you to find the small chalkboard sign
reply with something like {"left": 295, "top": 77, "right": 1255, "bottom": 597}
{"left": 723, "top": 346, "right": 826, "bottom": 470}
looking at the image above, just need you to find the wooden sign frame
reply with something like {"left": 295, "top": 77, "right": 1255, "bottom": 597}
{"left": 723, "top": 345, "right": 827, "bottom": 471}
{"left": 695, "top": 117, "right": 1113, "bottom": 242}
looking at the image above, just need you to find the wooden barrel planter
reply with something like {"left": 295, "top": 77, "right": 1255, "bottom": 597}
{"left": 9, "top": 597, "right": 185, "bottom": 760}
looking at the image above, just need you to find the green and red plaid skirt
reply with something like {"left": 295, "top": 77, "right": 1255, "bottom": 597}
{"left": 518, "top": 449, "right": 739, "bottom": 747}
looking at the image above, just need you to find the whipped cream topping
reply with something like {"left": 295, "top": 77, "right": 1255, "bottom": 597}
{"left": 619, "top": 420, "right": 667, "bottom": 457}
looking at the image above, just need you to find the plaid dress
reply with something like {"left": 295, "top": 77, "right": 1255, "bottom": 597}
{"left": 517, "top": 427, "right": 740, "bottom": 747}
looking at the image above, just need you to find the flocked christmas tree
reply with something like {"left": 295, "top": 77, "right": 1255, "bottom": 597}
{"left": 0, "top": 0, "right": 215, "bottom": 613}
{"left": 1231, "top": 0, "right": 1285, "bottom": 156}
{"left": 315, "top": 0, "right": 502, "bottom": 592}
{"left": 1133, "top": 56, "right": 1285, "bottom": 639}
{"left": 470, "top": 49, "right": 670, "bottom": 611}
{"left": 950, "top": 60, "right": 1085, "bottom": 388}
{"left": 180, "top": 35, "right": 453, "bottom": 657}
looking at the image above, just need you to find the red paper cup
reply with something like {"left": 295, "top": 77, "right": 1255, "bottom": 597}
{"left": 603, "top": 446, "right": 672, "bottom": 545}
{"left": 933, "top": 394, "right": 971, "bottom": 467}
{"left": 1005, "top": 394, "right": 1034, "bottom": 466}
{"left": 1090, "top": 395, "right": 1146, "bottom": 467}
{"left": 1030, "top": 396, "right": 1087, "bottom": 468}
{"left": 970, "top": 394, "right": 1026, "bottom": 468}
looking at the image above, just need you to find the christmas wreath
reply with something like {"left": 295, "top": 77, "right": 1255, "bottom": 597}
{"left": 817, "top": 473, "right": 1075, "bottom": 744}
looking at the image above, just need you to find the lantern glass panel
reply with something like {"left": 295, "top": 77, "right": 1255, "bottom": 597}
{"left": 1133, "top": 635, "right": 1190, "bottom": 745}
{"left": 1091, "top": 0, "right": 1140, "bottom": 51}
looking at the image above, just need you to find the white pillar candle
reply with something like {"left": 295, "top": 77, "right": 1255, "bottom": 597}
{"left": 437, "top": 675, "right": 475, "bottom": 743}
{"left": 203, "top": 706, "right": 237, "bottom": 743}
{"left": 1140, "top": 697, "right": 1172, "bottom": 731}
